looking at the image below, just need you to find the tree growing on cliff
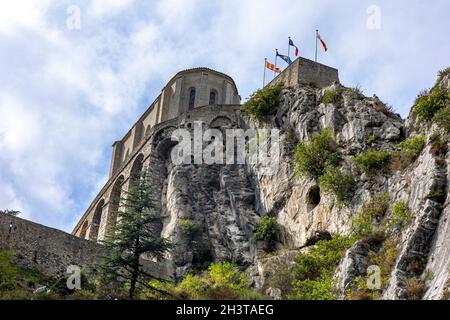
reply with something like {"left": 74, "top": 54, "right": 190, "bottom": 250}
{"left": 100, "top": 167, "right": 173, "bottom": 299}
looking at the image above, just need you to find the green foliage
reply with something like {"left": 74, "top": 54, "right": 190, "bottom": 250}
{"left": 429, "top": 133, "right": 448, "bottom": 157}
{"left": 179, "top": 219, "right": 201, "bottom": 239}
{"left": 252, "top": 216, "right": 280, "bottom": 251}
{"left": 294, "top": 128, "right": 341, "bottom": 179}
{"left": 368, "top": 237, "right": 399, "bottom": 288}
{"left": 414, "top": 87, "right": 450, "bottom": 122}
{"left": 100, "top": 167, "right": 173, "bottom": 299}
{"left": 388, "top": 201, "right": 413, "bottom": 231}
{"left": 436, "top": 67, "right": 450, "bottom": 87}
{"left": 294, "top": 235, "right": 356, "bottom": 281}
{"left": 322, "top": 88, "right": 342, "bottom": 104}
{"left": 289, "top": 236, "right": 356, "bottom": 300}
{"left": 0, "top": 250, "right": 18, "bottom": 291}
{"left": 289, "top": 278, "right": 335, "bottom": 300}
{"left": 352, "top": 149, "right": 391, "bottom": 176}
{"left": 343, "top": 85, "right": 364, "bottom": 98}
{"left": 175, "top": 262, "right": 260, "bottom": 300}
{"left": 432, "top": 106, "right": 450, "bottom": 131}
{"left": 391, "top": 135, "right": 426, "bottom": 170}
{"left": 266, "top": 259, "right": 295, "bottom": 299}
{"left": 319, "top": 167, "right": 355, "bottom": 205}
{"left": 367, "top": 135, "right": 376, "bottom": 145}
{"left": 347, "top": 237, "right": 399, "bottom": 299}
{"left": 241, "top": 83, "right": 283, "bottom": 121}
{"left": 351, "top": 193, "right": 390, "bottom": 238}
{"left": 397, "top": 135, "right": 426, "bottom": 160}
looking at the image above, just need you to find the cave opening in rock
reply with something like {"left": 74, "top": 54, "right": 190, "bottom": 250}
{"left": 307, "top": 185, "right": 321, "bottom": 210}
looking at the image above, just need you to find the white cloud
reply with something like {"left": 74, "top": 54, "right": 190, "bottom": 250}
{"left": 0, "top": 0, "right": 448, "bottom": 232}
{"left": 89, "top": 0, "right": 134, "bottom": 17}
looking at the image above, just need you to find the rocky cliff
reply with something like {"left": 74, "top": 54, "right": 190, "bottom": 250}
{"left": 158, "top": 70, "right": 449, "bottom": 300}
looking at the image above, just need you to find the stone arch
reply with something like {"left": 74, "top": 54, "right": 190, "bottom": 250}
{"left": 106, "top": 175, "right": 125, "bottom": 236}
{"left": 156, "top": 138, "right": 179, "bottom": 163}
{"left": 89, "top": 199, "right": 104, "bottom": 241}
{"left": 130, "top": 153, "right": 144, "bottom": 182}
{"left": 151, "top": 126, "right": 177, "bottom": 147}
{"left": 79, "top": 220, "right": 89, "bottom": 239}
{"left": 210, "top": 116, "right": 232, "bottom": 128}
{"left": 133, "top": 122, "right": 144, "bottom": 149}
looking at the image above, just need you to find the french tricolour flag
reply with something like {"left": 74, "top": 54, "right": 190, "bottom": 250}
{"left": 288, "top": 37, "right": 299, "bottom": 56}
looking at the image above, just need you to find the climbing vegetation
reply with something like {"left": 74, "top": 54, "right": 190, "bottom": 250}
{"left": 295, "top": 128, "right": 341, "bottom": 179}
{"left": 241, "top": 83, "right": 284, "bottom": 121}
{"left": 288, "top": 235, "right": 356, "bottom": 300}
{"left": 172, "top": 262, "right": 261, "bottom": 300}
{"left": 432, "top": 106, "right": 450, "bottom": 131}
{"left": 391, "top": 135, "right": 426, "bottom": 170}
{"left": 252, "top": 216, "right": 280, "bottom": 251}
{"left": 319, "top": 167, "right": 355, "bottom": 205}
{"left": 388, "top": 201, "right": 413, "bottom": 231}
{"left": 414, "top": 87, "right": 450, "bottom": 122}
{"left": 322, "top": 88, "right": 342, "bottom": 104}
{"left": 351, "top": 193, "right": 390, "bottom": 238}
{"left": 352, "top": 149, "right": 391, "bottom": 177}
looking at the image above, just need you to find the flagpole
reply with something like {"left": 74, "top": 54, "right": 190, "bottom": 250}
{"left": 315, "top": 29, "right": 318, "bottom": 62}
{"left": 263, "top": 58, "right": 266, "bottom": 87}
{"left": 274, "top": 49, "right": 278, "bottom": 78}
{"left": 287, "top": 37, "right": 291, "bottom": 60}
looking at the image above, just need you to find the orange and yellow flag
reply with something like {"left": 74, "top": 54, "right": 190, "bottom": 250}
{"left": 265, "top": 60, "right": 280, "bottom": 73}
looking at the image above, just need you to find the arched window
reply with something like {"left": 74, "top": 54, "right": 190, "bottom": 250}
{"left": 79, "top": 220, "right": 89, "bottom": 239}
{"left": 188, "top": 88, "right": 196, "bottom": 109}
{"left": 89, "top": 199, "right": 104, "bottom": 241}
{"left": 106, "top": 175, "right": 124, "bottom": 237}
{"left": 130, "top": 154, "right": 144, "bottom": 182}
{"left": 209, "top": 90, "right": 217, "bottom": 105}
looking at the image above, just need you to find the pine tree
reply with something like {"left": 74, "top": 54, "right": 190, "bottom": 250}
{"left": 100, "top": 167, "right": 172, "bottom": 299}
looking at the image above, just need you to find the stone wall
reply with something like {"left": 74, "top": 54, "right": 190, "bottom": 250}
{"left": 268, "top": 57, "right": 339, "bottom": 88}
{"left": 0, "top": 214, "right": 170, "bottom": 279}
{"left": 0, "top": 214, "right": 108, "bottom": 277}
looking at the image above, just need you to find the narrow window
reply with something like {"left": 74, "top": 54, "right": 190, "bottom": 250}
{"left": 189, "top": 88, "right": 196, "bottom": 109}
{"left": 209, "top": 90, "right": 217, "bottom": 105}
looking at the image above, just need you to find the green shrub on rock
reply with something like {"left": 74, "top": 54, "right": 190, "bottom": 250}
{"left": 179, "top": 219, "right": 201, "bottom": 239}
{"left": 351, "top": 193, "right": 390, "bottom": 238}
{"left": 295, "top": 129, "right": 341, "bottom": 179}
{"left": 319, "top": 167, "right": 355, "bottom": 205}
{"left": 322, "top": 88, "right": 342, "bottom": 104}
{"left": 414, "top": 87, "right": 450, "bottom": 122}
{"left": 352, "top": 149, "right": 391, "bottom": 177}
{"left": 391, "top": 135, "right": 426, "bottom": 170}
{"left": 388, "top": 201, "right": 413, "bottom": 231}
{"left": 289, "top": 235, "right": 356, "bottom": 300}
{"left": 0, "top": 250, "right": 18, "bottom": 291}
{"left": 432, "top": 106, "right": 450, "bottom": 131}
{"left": 252, "top": 216, "right": 280, "bottom": 251}
{"left": 397, "top": 135, "right": 426, "bottom": 160}
{"left": 175, "top": 262, "right": 259, "bottom": 300}
{"left": 241, "top": 83, "right": 283, "bottom": 121}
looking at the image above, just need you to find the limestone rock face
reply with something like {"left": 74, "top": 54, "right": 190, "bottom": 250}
{"left": 151, "top": 74, "right": 448, "bottom": 300}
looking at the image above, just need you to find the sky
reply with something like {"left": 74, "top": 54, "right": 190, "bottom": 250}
{"left": 0, "top": 0, "right": 449, "bottom": 232}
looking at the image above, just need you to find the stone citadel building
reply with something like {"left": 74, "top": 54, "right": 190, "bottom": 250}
{"left": 72, "top": 57, "right": 339, "bottom": 242}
